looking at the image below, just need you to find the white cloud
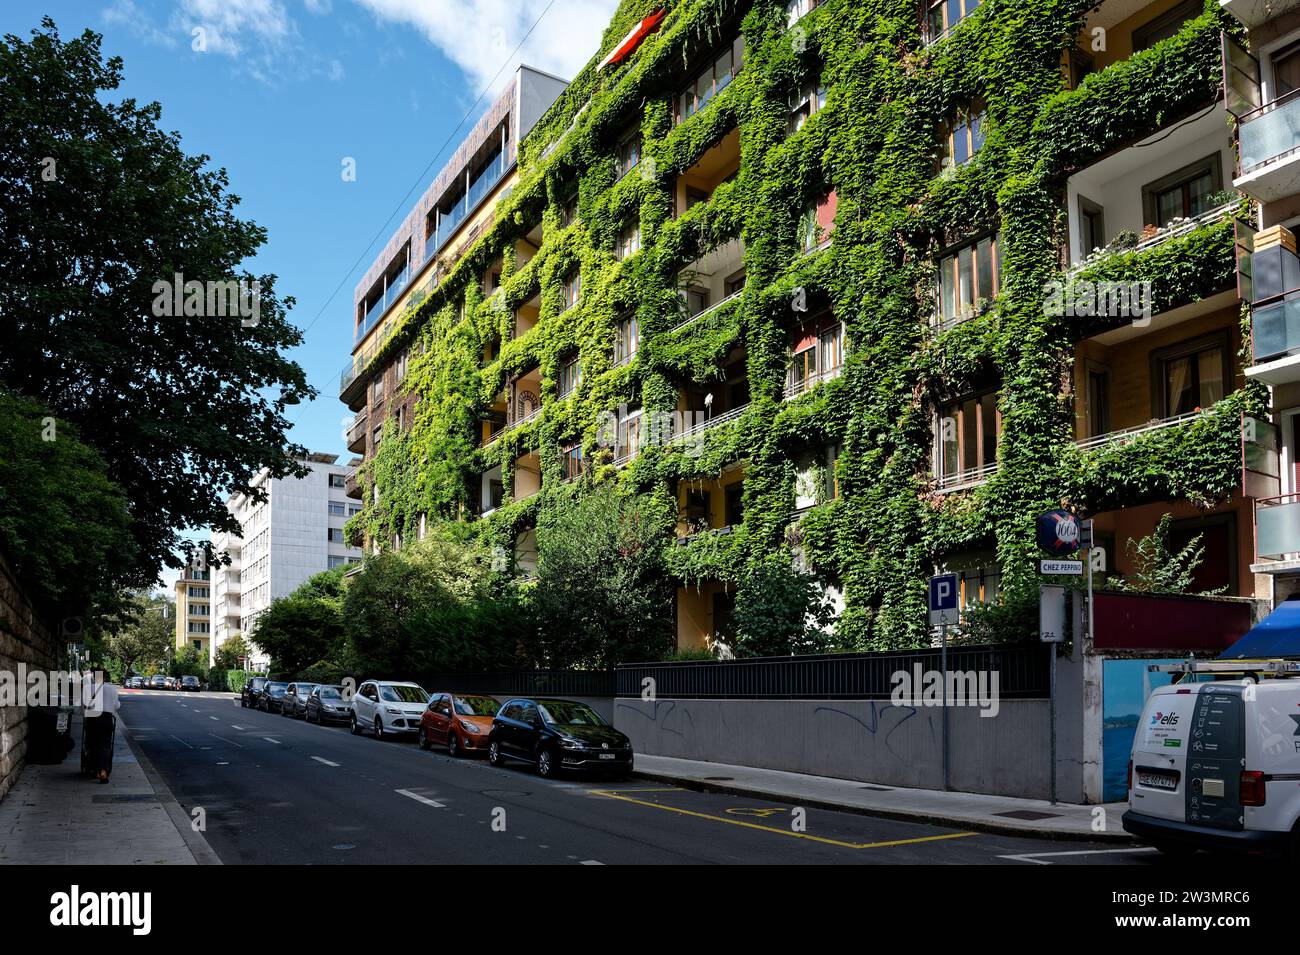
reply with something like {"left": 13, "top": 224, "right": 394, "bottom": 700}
{"left": 101, "top": 0, "right": 178, "bottom": 47}
{"left": 352, "top": 0, "right": 620, "bottom": 94}
{"left": 304, "top": 0, "right": 333, "bottom": 14}
{"left": 173, "top": 0, "right": 294, "bottom": 57}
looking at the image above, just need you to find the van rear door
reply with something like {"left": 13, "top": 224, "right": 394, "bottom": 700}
{"left": 1129, "top": 685, "right": 1197, "bottom": 823}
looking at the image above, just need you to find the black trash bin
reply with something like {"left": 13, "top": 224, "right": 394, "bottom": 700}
{"left": 25, "top": 705, "right": 76, "bottom": 764}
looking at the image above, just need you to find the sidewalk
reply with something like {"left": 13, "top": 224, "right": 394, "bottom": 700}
{"left": 0, "top": 712, "right": 211, "bottom": 864}
{"left": 633, "top": 754, "right": 1134, "bottom": 842}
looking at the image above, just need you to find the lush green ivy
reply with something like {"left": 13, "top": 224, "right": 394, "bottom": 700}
{"left": 345, "top": 0, "right": 1257, "bottom": 652}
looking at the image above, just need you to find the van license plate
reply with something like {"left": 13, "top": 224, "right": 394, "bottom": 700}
{"left": 1137, "top": 770, "right": 1178, "bottom": 791}
{"left": 599, "top": 753, "right": 616, "bottom": 760}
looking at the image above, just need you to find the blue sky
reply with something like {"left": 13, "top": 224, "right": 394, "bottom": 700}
{"left": 2, "top": 0, "right": 617, "bottom": 581}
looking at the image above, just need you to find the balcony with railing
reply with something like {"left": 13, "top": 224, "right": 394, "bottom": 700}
{"left": 675, "top": 240, "right": 745, "bottom": 331}
{"left": 428, "top": 149, "right": 507, "bottom": 260}
{"left": 1244, "top": 224, "right": 1300, "bottom": 385}
{"left": 1228, "top": 27, "right": 1300, "bottom": 204}
{"left": 1074, "top": 409, "right": 1206, "bottom": 452}
{"left": 344, "top": 460, "right": 362, "bottom": 501}
{"left": 1255, "top": 492, "right": 1300, "bottom": 568}
{"left": 346, "top": 410, "right": 368, "bottom": 454}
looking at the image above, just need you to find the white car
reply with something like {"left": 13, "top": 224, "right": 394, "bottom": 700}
{"left": 350, "top": 680, "right": 430, "bottom": 739}
{"left": 1122, "top": 663, "right": 1300, "bottom": 857}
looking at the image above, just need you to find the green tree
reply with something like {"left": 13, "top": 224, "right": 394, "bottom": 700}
{"left": 101, "top": 592, "right": 174, "bottom": 677}
{"left": 214, "top": 633, "right": 249, "bottom": 671}
{"left": 0, "top": 387, "right": 136, "bottom": 617}
{"left": 170, "top": 644, "right": 207, "bottom": 678}
{"left": 254, "top": 571, "right": 347, "bottom": 678}
{"left": 1116, "top": 513, "right": 1223, "bottom": 596}
{"left": 0, "top": 20, "right": 313, "bottom": 587}
{"left": 532, "top": 485, "right": 673, "bottom": 667}
{"left": 732, "top": 559, "right": 838, "bottom": 657}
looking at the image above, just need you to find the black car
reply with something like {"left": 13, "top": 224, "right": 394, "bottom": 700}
{"left": 181, "top": 675, "right": 202, "bottom": 692}
{"left": 258, "top": 681, "right": 290, "bottom": 713}
{"left": 488, "top": 698, "right": 632, "bottom": 778}
{"left": 240, "top": 676, "right": 268, "bottom": 708}
{"left": 305, "top": 685, "right": 353, "bottom": 725}
{"left": 282, "top": 682, "right": 319, "bottom": 719}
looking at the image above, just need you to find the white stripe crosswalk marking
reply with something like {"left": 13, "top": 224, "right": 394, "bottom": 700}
{"left": 395, "top": 789, "right": 445, "bottom": 808}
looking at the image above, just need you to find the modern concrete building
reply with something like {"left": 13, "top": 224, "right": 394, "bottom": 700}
{"left": 174, "top": 564, "right": 211, "bottom": 658}
{"left": 210, "top": 452, "right": 363, "bottom": 669}
{"left": 340, "top": 65, "right": 569, "bottom": 523}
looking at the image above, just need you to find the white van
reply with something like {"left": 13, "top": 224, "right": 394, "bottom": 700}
{"left": 1122, "top": 661, "right": 1300, "bottom": 857}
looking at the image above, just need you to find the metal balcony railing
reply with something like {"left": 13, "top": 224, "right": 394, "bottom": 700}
{"left": 671, "top": 289, "right": 743, "bottom": 332}
{"left": 1069, "top": 201, "right": 1238, "bottom": 275}
{"left": 1239, "top": 87, "right": 1300, "bottom": 175}
{"left": 935, "top": 462, "right": 998, "bottom": 492}
{"left": 784, "top": 364, "right": 843, "bottom": 399}
{"left": 1074, "top": 410, "right": 1204, "bottom": 451}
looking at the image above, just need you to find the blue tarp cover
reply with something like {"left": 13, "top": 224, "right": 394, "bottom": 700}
{"left": 1219, "top": 595, "right": 1300, "bottom": 659}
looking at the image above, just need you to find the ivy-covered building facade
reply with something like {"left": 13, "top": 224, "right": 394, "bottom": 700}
{"left": 341, "top": 0, "right": 1279, "bottom": 653}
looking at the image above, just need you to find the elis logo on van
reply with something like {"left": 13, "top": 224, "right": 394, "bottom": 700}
{"left": 1150, "top": 711, "right": 1180, "bottom": 727}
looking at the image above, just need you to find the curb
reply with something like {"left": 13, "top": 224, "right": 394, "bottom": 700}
{"left": 118, "top": 717, "right": 223, "bottom": 865}
{"left": 630, "top": 769, "right": 1137, "bottom": 843}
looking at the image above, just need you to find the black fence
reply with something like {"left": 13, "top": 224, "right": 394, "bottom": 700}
{"left": 614, "top": 643, "right": 1051, "bottom": 700}
{"left": 414, "top": 669, "right": 617, "bottom": 697}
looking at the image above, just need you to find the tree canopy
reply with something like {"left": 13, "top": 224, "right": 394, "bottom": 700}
{"left": 0, "top": 19, "right": 313, "bottom": 595}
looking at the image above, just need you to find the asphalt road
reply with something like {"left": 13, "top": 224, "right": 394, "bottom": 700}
{"left": 121, "top": 689, "right": 1208, "bottom": 866}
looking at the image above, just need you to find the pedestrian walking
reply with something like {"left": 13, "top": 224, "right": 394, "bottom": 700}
{"left": 83, "top": 669, "right": 120, "bottom": 783}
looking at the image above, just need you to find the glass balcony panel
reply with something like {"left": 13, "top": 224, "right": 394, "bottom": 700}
{"left": 1251, "top": 294, "right": 1300, "bottom": 364}
{"left": 1240, "top": 94, "right": 1300, "bottom": 172}
{"left": 1256, "top": 496, "right": 1300, "bottom": 561}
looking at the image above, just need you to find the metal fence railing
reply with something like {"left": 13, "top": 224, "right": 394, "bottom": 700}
{"left": 415, "top": 670, "right": 617, "bottom": 698}
{"left": 615, "top": 644, "right": 1050, "bottom": 700}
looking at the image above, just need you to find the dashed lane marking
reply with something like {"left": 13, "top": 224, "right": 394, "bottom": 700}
{"left": 395, "top": 789, "right": 445, "bottom": 808}
{"left": 998, "top": 847, "right": 1158, "bottom": 865}
{"left": 312, "top": 756, "right": 340, "bottom": 767}
{"left": 262, "top": 737, "right": 281, "bottom": 745}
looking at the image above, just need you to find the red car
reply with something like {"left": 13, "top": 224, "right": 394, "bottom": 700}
{"left": 418, "top": 693, "right": 500, "bottom": 757}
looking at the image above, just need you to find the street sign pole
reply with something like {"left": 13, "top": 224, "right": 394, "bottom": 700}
{"left": 928, "top": 574, "right": 959, "bottom": 793}
{"left": 1049, "top": 640, "right": 1057, "bottom": 805}
{"left": 941, "top": 621, "right": 949, "bottom": 792}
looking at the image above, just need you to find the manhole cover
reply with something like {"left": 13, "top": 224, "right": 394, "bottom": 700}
{"left": 92, "top": 793, "right": 155, "bottom": 803}
{"left": 480, "top": 789, "right": 530, "bottom": 798}
{"left": 859, "top": 785, "right": 893, "bottom": 792}
{"left": 332, "top": 844, "right": 356, "bottom": 851}
{"left": 993, "top": 809, "right": 1061, "bottom": 821}
{"left": 703, "top": 776, "right": 734, "bottom": 781}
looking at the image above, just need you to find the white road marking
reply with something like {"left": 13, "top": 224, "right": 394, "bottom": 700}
{"left": 579, "top": 859, "right": 604, "bottom": 865}
{"left": 262, "top": 737, "right": 281, "bottom": 744}
{"left": 231, "top": 725, "right": 246, "bottom": 731}
{"left": 209, "top": 716, "right": 219, "bottom": 721}
{"left": 209, "top": 734, "right": 243, "bottom": 748}
{"left": 396, "top": 789, "right": 445, "bottom": 808}
{"left": 998, "top": 847, "right": 1158, "bottom": 865}
{"left": 312, "top": 756, "right": 340, "bottom": 767}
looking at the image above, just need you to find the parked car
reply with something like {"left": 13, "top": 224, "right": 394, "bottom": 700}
{"left": 241, "top": 676, "right": 268, "bottom": 708}
{"left": 282, "top": 682, "right": 319, "bottom": 719}
{"left": 305, "top": 685, "right": 353, "bottom": 725}
{"left": 488, "top": 698, "right": 631, "bottom": 778}
{"left": 126, "top": 676, "right": 145, "bottom": 689}
{"left": 167, "top": 676, "right": 181, "bottom": 690}
{"left": 181, "top": 675, "right": 202, "bottom": 692}
{"left": 149, "top": 674, "right": 167, "bottom": 690}
{"left": 419, "top": 693, "right": 500, "bottom": 757}
{"left": 1123, "top": 668, "right": 1300, "bottom": 857}
{"left": 259, "top": 681, "right": 290, "bottom": 713}
{"left": 350, "top": 681, "right": 429, "bottom": 739}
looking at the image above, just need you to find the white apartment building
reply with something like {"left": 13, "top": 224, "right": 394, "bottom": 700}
{"left": 210, "top": 452, "right": 363, "bottom": 670}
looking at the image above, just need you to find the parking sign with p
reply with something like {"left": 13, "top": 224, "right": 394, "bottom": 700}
{"left": 929, "top": 573, "right": 960, "bottom": 627}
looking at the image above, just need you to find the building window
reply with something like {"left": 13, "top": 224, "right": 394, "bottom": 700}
{"left": 615, "top": 407, "right": 643, "bottom": 462}
{"left": 188, "top": 586, "right": 209, "bottom": 598}
{"left": 558, "top": 193, "right": 578, "bottom": 228}
{"left": 1133, "top": 0, "right": 1200, "bottom": 52}
{"left": 558, "top": 353, "right": 583, "bottom": 397}
{"left": 1078, "top": 196, "right": 1104, "bottom": 258}
{"left": 789, "top": 73, "right": 826, "bottom": 133}
{"left": 935, "top": 233, "right": 1001, "bottom": 325}
{"left": 395, "top": 349, "right": 408, "bottom": 383}
{"left": 328, "top": 528, "right": 345, "bottom": 544}
{"left": 561, "top": 443, "right": 585, "bottom": 481}
{"left": 677, "top": 36, "right": 745, "bottom": 124}
{"left": 372, "top": 424, "right": 383, "bottom": 448}
{"left": 724, "top": 482, "right": 745, "bottom": 528}
{"left": 328, "top": 555, "right": 347, "bottom": 569}
{"left": 329, "top": 473, "right": 346, "bottom": 489}
{"left": 939, "top": 107, "right": 986, "bottom": 171}
{"left": 615, "top": 313, "right": 639, "bottom": 365}
{"left": 348, "top": 504, "right": 361, "bottom": 517}
{"left": 1141, "top": 155, "right": 1222, "bottom": 229}
{"left": 926, "top": 0, "right": 980, "bottom": 43}
{"left": 786, "top": 0, "right": 821, "bottom": 26}
{"left": 1153, "top": 334, "right": 1228, "bottom": 418}
{"left": 937, "top": 390, "right": 1000, "bottom": 487}
{"left": 685, "top": 286, "right": 710, "bottom": 318}
{"left": 616, "top": 220, "right": 641, "bottom": 260}
{"left": 372, "top": 377, "right": 385, "bottom": 405}
{"left": 788, "top": 319, "right": 844, "bottom": 395}
{"left": 187, "top": 621, "right": 210, "bottom": 634}
{"left": 616, "top": 132, "right": 641, "bottom": 179}
{"left": 329, "top": 502, "right": 346, "bottom": 517}
{"left": 560, "top": 270, "right": 581, "bottom": 312}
